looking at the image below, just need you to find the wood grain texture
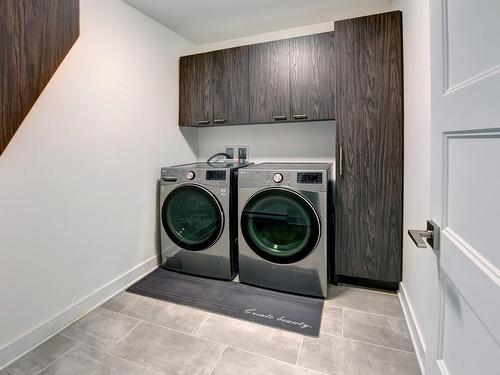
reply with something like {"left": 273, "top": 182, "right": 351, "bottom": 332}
{"left": 334, "top": 11, "right": 403, "bottom": 284}
{"left": 212, "top": 46, "right": 250, "bottom": 125}
{"left": 248, "top": 39, "right": 291, "bottom": 123}
{"left": 290, "top": 32, "right": 335, "bottom": 121}
{"left": 179, "top": 52, "right": 213, "bottom": 126}
{"left": 0, "top": 0, "right": 79, "bottom": 155}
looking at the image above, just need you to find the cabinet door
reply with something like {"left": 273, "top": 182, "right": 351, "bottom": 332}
{"left": 0, "top": 0, "right": 79, "bottom": 155}
{"left": 335, "top": 12, "right": 403, "bottom": 286}
{"left": 290, "top": 32, "right": 335, "bottom": 121}
{"left": 249, "top": 39, "right": 290, "bottom": 123}
{"left": 212, "top": 46, "right": 250, "bottom": 125}
{"left": 179, "top": 52, "right": 213, "bottom": 127}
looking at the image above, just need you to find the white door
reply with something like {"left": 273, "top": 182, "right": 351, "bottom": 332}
{"left": 427, "top": 0, "right": 500, "bottom": 374}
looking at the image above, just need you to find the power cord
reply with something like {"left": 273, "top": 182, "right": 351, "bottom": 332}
{"left": 206, "top": 152, "right": 232, "bottom": 164}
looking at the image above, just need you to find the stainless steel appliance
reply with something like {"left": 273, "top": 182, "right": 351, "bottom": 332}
{"left": 160, "top": 161, "right": 251, "bottom": 280}
{"left": 237, "top": 163, "right": 332, "bottom": 297}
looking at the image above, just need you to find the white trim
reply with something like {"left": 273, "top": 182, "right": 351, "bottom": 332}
{"left": 436, "top": 359, "right": 450, "bottom": 375}
{"left": 398, "top": 282, "right": 426, "bottom": 375}
{"left": 0, "top": 255, "right": 160, "bottom": 370}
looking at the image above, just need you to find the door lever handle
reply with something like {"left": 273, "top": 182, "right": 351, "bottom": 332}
{"left": 408, "top": 220, "right": 440, "bottom": 250}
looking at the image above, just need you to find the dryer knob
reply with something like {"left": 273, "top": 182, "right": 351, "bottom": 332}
{"left": 186, "top": 171, "right": 195, "bottom": 180}
{"left": 273, "top": 173, "right": 283, "bottom": 183}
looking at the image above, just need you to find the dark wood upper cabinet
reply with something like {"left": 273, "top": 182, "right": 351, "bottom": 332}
{"left": 213, "top": 46, "right": 250, "bottom": 125}
{"left": 0, "top": 0, "right": 79, "bottom": 155}
{"left": 179, "top": 52, "right": 213, "bottom": 127}
{"left": 179, "top": 47, "right": 250, "bottom": 127}
{"left": 334, "top": 11, "right": 403, "bottom": 287}
{"left": 248, "top": 39, "right": 291, "bottom": 123}
{"left": 179, "top": 32, "right": 336, "bottom": 127}
{"left": 290, "top": 32, "right": 335, "bottom": 121}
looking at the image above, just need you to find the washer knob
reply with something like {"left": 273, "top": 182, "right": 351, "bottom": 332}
{"left": 273, "top": 173, "right": 283, "bottom": 183}
{"left": 186, "top": 171, "right": 195, "bottom": 180}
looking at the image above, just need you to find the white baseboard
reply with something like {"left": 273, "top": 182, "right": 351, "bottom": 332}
{"left": 398, "top": 282, "right": 426, "bottom": 375}
{"left": 0, "top": 255, "right": 160, "bottom": 370}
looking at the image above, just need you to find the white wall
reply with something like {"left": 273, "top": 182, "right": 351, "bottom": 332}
{"left": 190, "top": 21, "right": 335, "bottom": 54}
{"left": 196, "top": 121, "right": 335, "bottom": 163}
{"left": 0, "top": 0, "right": 196, "bottom": 367}
{"left": 391, "top": 1, "right": 435, "bottom": 373}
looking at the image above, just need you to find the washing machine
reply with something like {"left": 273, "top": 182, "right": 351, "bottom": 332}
{"left": 238, "top": 163, "right": 332, "bottom": 297}
{"left": 160, "top": 161, "right": 251, "bottom": 280}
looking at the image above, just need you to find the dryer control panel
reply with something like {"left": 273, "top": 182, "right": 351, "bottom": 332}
{"left": 239, "top": 167, "right": 330, "bottom": 192}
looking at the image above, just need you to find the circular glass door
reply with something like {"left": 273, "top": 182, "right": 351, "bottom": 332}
{"left": 241, "top": 188, "right": 320, "bottom": 264}
{"left": 162, "top": 185, "right": 224, "bottom": 251}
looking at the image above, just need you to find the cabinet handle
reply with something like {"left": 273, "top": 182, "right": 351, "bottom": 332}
{"left": 273, "top": 115, "right": 287, "bottom": 121}
{"left": 339, "top": 147, "right": 343, "bottom": 176}
{"left": 293, "top": 114, "right": 308, "bottom": 120}
{"left": 213, "top": 118, "right": 227, "bottom": 124}
{"left": 198, "top": 120, "right": 210, "bottom": 125}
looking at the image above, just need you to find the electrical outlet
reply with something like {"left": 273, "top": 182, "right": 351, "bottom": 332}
{"left": 225, "top": 147, "right": 235, "bottom": 159}
{"left": 238, "top": 147, "right": 248, "bottom": 160}
{"left": 225, "top": 145, "right": 249, "bottom": 162}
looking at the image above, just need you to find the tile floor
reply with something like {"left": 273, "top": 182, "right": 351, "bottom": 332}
{"left": 1, "top": 285, "right": 421, "bottom": 375}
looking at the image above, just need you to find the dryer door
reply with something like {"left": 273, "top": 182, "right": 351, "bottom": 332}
{"left": 162, "top": 185, "right": 224, "bottom": 251}
{"left": 241, "top": 188, "right": 320, "bottom": 264}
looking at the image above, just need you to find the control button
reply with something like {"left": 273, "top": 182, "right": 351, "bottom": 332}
{"left": 186, "top": 171, "right": 195, "bottom": 180}
{"left": 273, "top": 173, "right": 283, "bottom": 183}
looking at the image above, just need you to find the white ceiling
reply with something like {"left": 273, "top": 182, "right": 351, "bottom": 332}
{"left": 122, "top": 0, "right": 393, "bottom": 44}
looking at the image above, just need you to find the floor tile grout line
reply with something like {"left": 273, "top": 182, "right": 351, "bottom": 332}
{"left": 111, "top": 303, "right": 306, "bottom": 341}
{"left": 326, "top": 305, "right": 405, "bottom": 320}
{"left": 105, "top": 291, "right": 219, "bottom": 318}
{"left": 208, "top": 345, "right": 228, "bottom": 375}
{"left": 341, "top": 308, "right": 344, "bottom": 337}
{"left": 334, "top": 284, "right": 399, "bottom": 296}
{"left": 32, "top": 339, "right": 79, "bottom": 375}
{"left": 106, "top": 295, "right": 217, "bottom": 326}
{"left": 58, "top": 334, "right": 164, "bottom": 374}
{"left": 144, "top": 319, "right": 306, "bottom": 368}
{"left": 109, "top": 308, "right": 214, "bottom": 338}
{"left": 194, "top": 311, "right": 213, "bottom": 335}
{"left": 322, "top": 332, "right": 416, "bottom": 354}
{"left": 295, "top": 336, "right": 304, "bottom": 365}
{"left": 113, "top": 318, "right": 144, "bottom": 347}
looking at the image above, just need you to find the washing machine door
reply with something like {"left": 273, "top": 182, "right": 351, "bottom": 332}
{"left": 241, "top": 188, "right": 320, "bottom": 264}
{"left": 161, "top": 185, "right": 224, "bottom": 251}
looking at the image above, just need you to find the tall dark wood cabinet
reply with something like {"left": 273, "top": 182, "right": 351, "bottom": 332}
{"left": 290, "top": 32, "right": 335, "bottom": 121}
{"left": 249, "top": 39, "right": 291, "bottom": 123}
{"left": 334, "top": 11, "right": 403, "bottom": 289}
{"left": 0, "top": 0, "right": 79, "bottom": 155}
{"left": 213, "top": 47, "right": 250, "bottom": 125}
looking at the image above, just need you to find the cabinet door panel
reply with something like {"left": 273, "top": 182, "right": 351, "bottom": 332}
{"left": 249, "top": 39, "right": 290, "bottom": 123}
{"left": 290, "top": 32, "right": 335, "bottom": 121}
{"left": 335, "top": 12, "right": 403, "bottom": 284}
{"left": 213, "top": 46, "right": 250, "bottom": 125}
{"left": 179, "top": 52, "right": 213, "bottom": 127}
{"left": 0, "top": 0, "right": 79, "bottom": 154}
